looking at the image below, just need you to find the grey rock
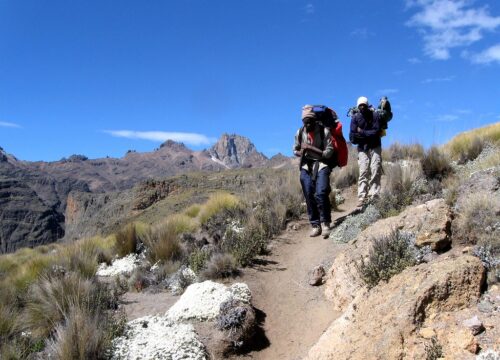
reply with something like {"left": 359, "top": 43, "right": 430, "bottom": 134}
{"left": 462, "top": 315, "right": 485, "bottom": 335}
{"left": 309, "top": 265, "right": 326, "bottom": 286}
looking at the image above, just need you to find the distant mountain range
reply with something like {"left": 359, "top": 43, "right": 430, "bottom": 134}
{"left": 0, "top": 134, "right": 294, "bottom": 253}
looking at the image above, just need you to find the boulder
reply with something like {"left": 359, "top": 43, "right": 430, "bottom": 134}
{"left": 307, "top": 256, "right": 485, "bottom": 360}
{"left": 324, "top": 198, "right": 452, "bottom": 312}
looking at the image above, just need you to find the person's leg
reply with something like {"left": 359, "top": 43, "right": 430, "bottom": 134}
{"left": 368, "top": 146, "right": 382, "bottom": 200}
{"left": 314, "top": 167, "right": 332, "bottom": 224}
{"left": 357, "top": 150, "right": 370, "bottom": 205}
{"left": 300, "top": 169, "right": 320, "bottom": 227}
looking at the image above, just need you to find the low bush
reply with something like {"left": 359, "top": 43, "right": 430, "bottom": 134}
{"left": 201, "top": 253, "right": 239, "bottom": 280}
{"left": 357, "top": 230, "right": 418, "bottom": 289}
{"left": 421, "top": 146, "right": 453, "bottom": 181}
{"left": 425, "top": 337, "right": 443, "bottom": 360}
{"left": 188, "top": 248, "right": 211, "bottom": 274}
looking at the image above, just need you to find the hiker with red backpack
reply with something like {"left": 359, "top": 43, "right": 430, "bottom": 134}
{"left": 349, "top": 96, "right": 393, "bottom": 210}
{"left": 293, "top": 105, "right": 348, "bottom": 238}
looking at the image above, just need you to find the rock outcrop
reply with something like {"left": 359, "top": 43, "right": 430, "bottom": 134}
{"left": 307, "top": 256, "right": 485, "bottom": 360}
{"left": 325, "top": 198, "right": 452, "bottom": 312}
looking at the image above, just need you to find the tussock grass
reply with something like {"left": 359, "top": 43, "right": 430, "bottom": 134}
{"left": 164, "top": 214, "right": 197, "bottom": 234}
{"left": 421, "top": 146, "right": 453, "bottom": 181}
{"left": 201, "top": 253, "right": 239, "bottom": 280}
{"left": 47, "top": 306, "right": 119, "bottom": 360}
{"left": 141, "top": 223, "right": 184, "bottom": 264}
{"left": 383, "top": 142, "right": 424, "bottom": 162}
{"left": 199, "top": 192, "right": 242, "bottom": 225}
{"left": 444, "top": 122, "right": 500, "bottom": 161}
{"left": 183, "top": 204, "right": 201, "bottom": 218}
{"left": 453, "top": 192, "right": 500, "bottom": 247}
{"left": 113, "top": 224, "right": 140, "bottom": 257}
{"left": 23, "top": 273, "right": 118, "bottom": 338}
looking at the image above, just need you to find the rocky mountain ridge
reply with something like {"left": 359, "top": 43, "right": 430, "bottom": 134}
{"left": 0, "top": 134, "right": 294, "bottom": 253}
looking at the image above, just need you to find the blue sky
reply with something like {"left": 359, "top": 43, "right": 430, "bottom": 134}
{"left": 1, "top": 0, "right": 499, "bottom": 161}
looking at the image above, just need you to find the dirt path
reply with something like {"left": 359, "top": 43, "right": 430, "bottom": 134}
{"left": 230, "top": 190, "right": 357, "bottom": 360}
{"left": 120, "top": 189, "right": 358, "bottom": 360}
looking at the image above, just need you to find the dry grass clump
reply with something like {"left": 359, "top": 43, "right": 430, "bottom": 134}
{"left": 164, "top": 214, "right": 197, "bottom": 234}
{"left": 445, "top": 122, "right": 500, "bottom": 161}
{"left": 141, "top": 223, "right": 185, "bottom": 264}
{"left": 375, "top": 162, "right": 430, "bottom": 218}
{"left": 357, "top": 230, "right": 418, "bottom": 289}
{"left": 383, "top": 142, "right": 424, "bottom": 162}
{"left": 421, "top": 146, "right": 453, "bottom": 181}
{"left": 201, "top": 253, "right": 239, "bottom": 280}
{"left": 199, "top": 192, "right": 242, "bottom": 225}
{"left": 453, "top": 192, "right": 500, "bottom": 247}
{"left": 114, "top": 223, "right": 140, "bottom": 257}
{"left": 333, "top": 146, "right": 359, "bottom": 189}
{"left": 184, "top": 204, "right": 202, "bottom": 218}
{"left": 47, "top": 305, "right": 123, "bottom": 360}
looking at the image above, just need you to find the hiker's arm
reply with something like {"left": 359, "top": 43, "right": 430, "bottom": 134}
{"left": 349, "top": 115, "right": 363, "bottom": 142}
{"left": 300, "top": 143, "right": 323, "bottom": 155}
{"left": 321, "top": 127, "right": 334, "bottom": 159}
{"left": 358, "top": 115, "right": 381, "bottom": 137}
{"left": 293, "top": 129, "right": 302, "bottom": 157}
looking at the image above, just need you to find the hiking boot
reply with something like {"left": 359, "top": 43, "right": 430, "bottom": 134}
{"left": 355, "top": 199, "right": 366, "bottom": 211}
{"left": 321, "top": 223, "right": 332, "bottom": 238}
{"left": 309, "top": 225, "right": 322, "bottom": 237}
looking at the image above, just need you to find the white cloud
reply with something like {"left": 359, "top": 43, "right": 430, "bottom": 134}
{"left": 350, "top": 28, "right": 375, "bottom": 39}
{"left": 408, "top": 57, "right": 422, "bottom": 64}
{"left": 421, "top": 75, "right": 455, "bottom": 84}
{"left": 406, "top": 0, "right": 500, "bottom": 60}
{"left": 0, "top": 121, "right": 21, "bottom": 128}
{"left": 305, "top": 3, "right": 314, "bottom": 14}
{"left": 470, "top": 43, "right": 500, "bottom": 64}
{"left": 376, "top": 88, "right": 399, "bottom": 95}
{"left": 435, "top": 114, "right": 458, "bottom": 122}
{"left": 104, "top": 130, "right": 216, "bottom": 146}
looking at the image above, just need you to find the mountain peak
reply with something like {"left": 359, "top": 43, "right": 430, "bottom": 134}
{"left": 158, "top": 140, "right": 189, "bottom": 152}
{"left": 209, "top": 133, "right": 267, "bottom": 168}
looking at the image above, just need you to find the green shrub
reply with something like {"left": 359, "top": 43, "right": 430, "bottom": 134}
{"left": 421, "top": 146, "right": 453, "bottom": 181}
{"left": 188, "top": 249, "right": 211, "bottom": 274}
{"left": 201, "top": 253, "right": 239, "bottom": 280}
{"left": 357, "top": 230, "right": 418, "bottom": 289}
{"left": 113, "top": 224, "right": 140, "bottom": 257}
{"left": 425, "top": 337, "right": 443, "bottom": 360}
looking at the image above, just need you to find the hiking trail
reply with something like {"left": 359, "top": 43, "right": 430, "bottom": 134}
{"left": 121, "top": 189, "right": 358, "bottom": 360}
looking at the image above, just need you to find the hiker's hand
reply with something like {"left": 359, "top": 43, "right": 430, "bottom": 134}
{"left": 301, "top": 144, "right": 311, "bottom": 151}
{"left": 357, "top": 127, "right": 362, "bottom": 133}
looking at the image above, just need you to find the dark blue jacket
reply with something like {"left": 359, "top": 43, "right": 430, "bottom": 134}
{"left": 349, "top": 110, "right": 382, "bottom": 152}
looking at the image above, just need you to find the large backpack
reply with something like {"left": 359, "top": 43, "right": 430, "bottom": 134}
{"left": 347, "top": 97, "right": 393, "bottom": 136}
{"left": 300, "top": 105, "right": 349, "bottom": 168}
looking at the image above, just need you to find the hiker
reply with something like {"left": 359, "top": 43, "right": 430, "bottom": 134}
{"left": 293, "top": 105, "right": 335, "bottom": 238}
{"left": 349, "top": 96, "right": 392, "bottom": 209}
